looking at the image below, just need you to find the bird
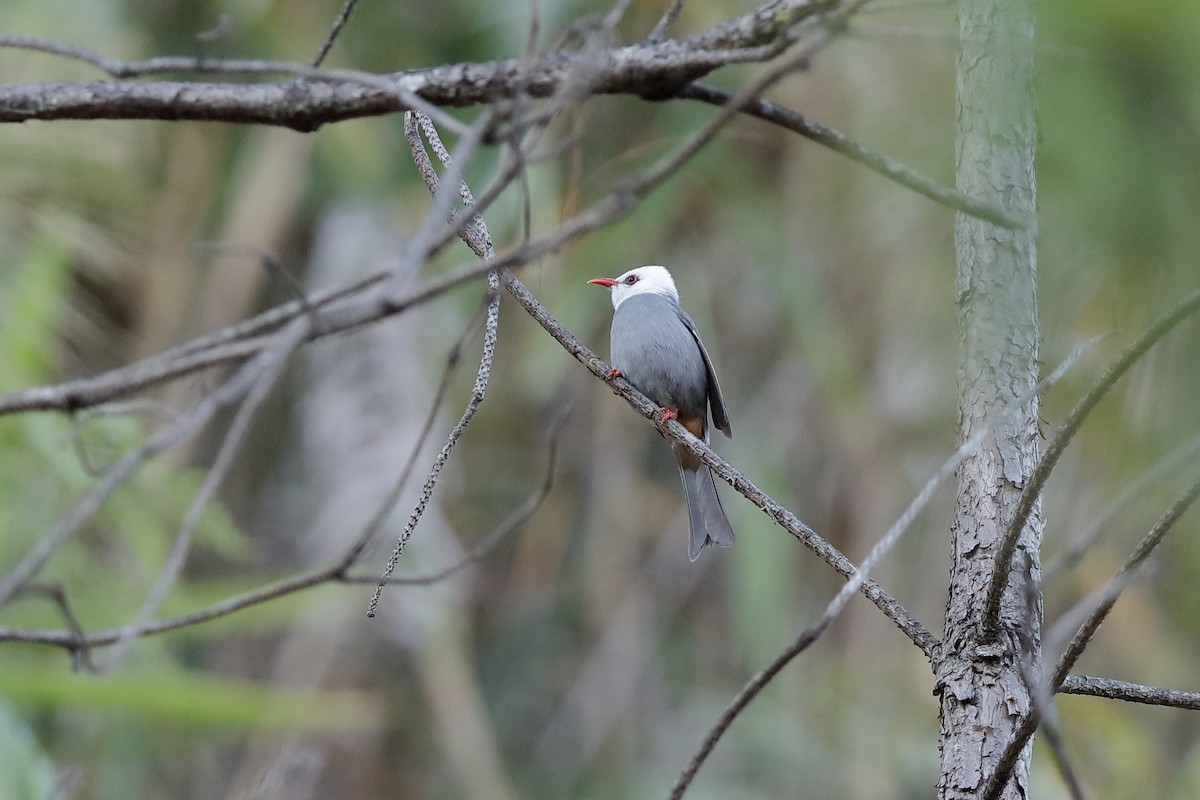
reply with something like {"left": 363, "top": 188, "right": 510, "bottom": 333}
{"left": 587, "top": 265, "right": 735, "bottom": 561}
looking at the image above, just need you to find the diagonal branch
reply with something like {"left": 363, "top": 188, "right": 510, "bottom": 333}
{"left": 676, "top": 83, "right": 1024, "bottom": 228}
{"left": 0, "top": 326, "right": 315, "bottom": 608}
{"left": 501, "top": 272, "right": 938, "bottom": 657}
{"left": 981, "top": 472, "right": 1200, "bottom": 800}
{"left": 982, "top": 287, "right": 1200, "bottom": 643}
{"left": 0, "top": 410, "right": 565, "bottom": 653}
{"left": 96, "top": 318, "right": 310, "bottom": 673}
{"left": 668, "top": 332, "right": 1100, "bottom": 798}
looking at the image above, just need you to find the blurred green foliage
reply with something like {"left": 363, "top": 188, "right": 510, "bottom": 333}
{"left": 0, "top": 0, "right": 1198, "bottom": 798}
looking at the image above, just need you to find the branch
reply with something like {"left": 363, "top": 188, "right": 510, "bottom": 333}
{"left": 0, "top": 325, "right": 311, "bottom": 608}
{"left": 0, "top": 416, "right": 564, "bottom": 654}
{"left": 96, "top": 318, "right": 310, "bottom": 672}
{"left": 501, "top": 272, "right": 938, "bottom": 657}
{"left": 1060, "top": 675, "right": 1200, "bottom": 711}
{"left": 367, "top": 110, "right": 502, "bottom": 616}
{"left": 982, "top": 287, "right": 1200, "bottom": 643}
{"left": 310, "top": 0, "right": 360, "bottom": 67}
{"left": 0, "top": 0, "right": 835, "bottom": 129}
{"left": 676, "top": 83, "right": 1025, "bottom": 229}
{"left": 981, "top": 472, "right": 1200, "bottom": 800}
{"left": 669, "top": 332, "right": 1099, "bottom": 798}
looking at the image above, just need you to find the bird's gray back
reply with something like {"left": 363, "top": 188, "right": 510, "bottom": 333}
{"left": 610, "top": 293, "right": 708, "bottom": 417}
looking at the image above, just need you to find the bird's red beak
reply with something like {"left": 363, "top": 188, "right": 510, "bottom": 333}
{"left": 587, "top": 277, "right": 618, "bottom": 288}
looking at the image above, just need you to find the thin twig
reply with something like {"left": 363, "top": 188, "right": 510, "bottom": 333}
{"left": 311, "top": 0, "right": 360, "bottom": 67}
{"left": 981, "top": 473, "right": 1200, "bottom": 800}
{"left": 97, "top": 318, "right": 310, "bottom": 673}
{"left": 982, "top": 288, "right": 1200, "bottom": 643}
{"left": 0, "top": 332, "right": 310, "bottom": 608}
{"left": 677, "top": 82, "right": 1024, "bottom": 229}
{"left": 1045, "top": 431, "right": 1200, "bottom": 579}
{"left": 649, "top": 0, "right": 690, "bottom": 43}
{"left": 11, "top": 584, "right": 97, "bottom": 672}
{"left": 368, "top": 112, "right": 502, "bottom": 616}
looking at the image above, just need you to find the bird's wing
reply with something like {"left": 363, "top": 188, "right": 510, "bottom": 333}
{"left": 676, "top": 308, "right": 732, "bottom": 439}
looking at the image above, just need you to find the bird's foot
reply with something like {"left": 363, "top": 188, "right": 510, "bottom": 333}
{"left": 606, "top": 368, "right": 622, "bottom": 380}
{"left": 659, "top": 407, "right": 679, "bottom": 423}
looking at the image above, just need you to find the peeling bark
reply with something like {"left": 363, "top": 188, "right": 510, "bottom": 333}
{"left": 936, "top": 0, "right": 1041, "bottom": 797}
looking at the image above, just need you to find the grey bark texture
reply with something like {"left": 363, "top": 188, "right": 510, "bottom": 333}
{"left": 936, "top": 0, "right": 1042, "bottom": 797}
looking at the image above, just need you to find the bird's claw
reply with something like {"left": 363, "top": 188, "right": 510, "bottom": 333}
{"left": 660, "top": 408, "right": 679, "bottom": 423}
{"left": 606, "top": 368, "right": 622, "bottom": 380}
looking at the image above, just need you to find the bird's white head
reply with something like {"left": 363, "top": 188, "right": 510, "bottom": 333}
{"left": 587, "top": 265, "right": 680, "bottom": 310}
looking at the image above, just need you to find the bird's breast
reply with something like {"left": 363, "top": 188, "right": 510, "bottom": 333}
{"left": 610, "top": 296, "right": 708, "bottom": 416}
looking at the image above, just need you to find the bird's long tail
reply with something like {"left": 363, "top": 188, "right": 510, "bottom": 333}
{"left": 676, "top": 461, "right": 736, "bottom": 562}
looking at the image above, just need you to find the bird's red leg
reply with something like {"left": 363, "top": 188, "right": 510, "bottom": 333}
{"left": 660, "top": 407, "right": 679, "bottom": 423}
{"left": 606, "top": 368, "right": 622, "bottom": 380}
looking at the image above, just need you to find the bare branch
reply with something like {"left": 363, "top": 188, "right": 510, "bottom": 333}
{"left": 1045, "top": 431, "right": 1200, "bottom": 579}
{"left": 1060, "top": 675, "right": 1200, "bottom": 711}
{"left": 501, "top": 272, "right": 938, "bottom": 657}
{"left": 676, "top": 83, "right": 1024, "bottom": 229}
{"left": 669, "top": 331, "right": 1098, "bottom": 798}
{"left": 982, "top": 472, "right": 1200, "bottom": 800}
{"left": 97, "top": 318, "right": 310, "bottom": 672}
{"left": 0, "top": 330, "right": 311, "bottom": 608}
{"left": 310, "top": 0, "right": 361, "bottom": 67}
{"left": 983, "top": 287, "right": 1200, "bottom": 643}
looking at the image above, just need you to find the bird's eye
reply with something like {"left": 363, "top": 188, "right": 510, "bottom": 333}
{"left": 624, "top": 275, "right": 639, "bottom": 285}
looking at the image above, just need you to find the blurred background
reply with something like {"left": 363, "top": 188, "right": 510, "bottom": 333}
{"left": 1, "top": 0, "right": 1199, "bottom": 798}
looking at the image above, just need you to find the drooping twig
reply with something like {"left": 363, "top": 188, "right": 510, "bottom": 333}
{"left": 367, "top": 112, "right": 502, "bottom": 616}
{"left": 982, "top": 288, "right": 1200, "bottom": 643}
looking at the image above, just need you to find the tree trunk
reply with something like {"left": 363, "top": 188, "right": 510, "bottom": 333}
{"left": 937, "top": 0, "right": 1042, "bottom": 797}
